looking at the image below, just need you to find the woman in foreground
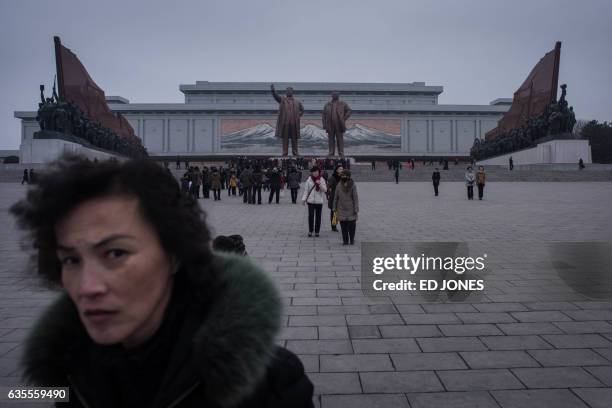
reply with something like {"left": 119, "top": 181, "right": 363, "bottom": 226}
{"left": 11, "top": 155, "right": 314, "bottom": 408}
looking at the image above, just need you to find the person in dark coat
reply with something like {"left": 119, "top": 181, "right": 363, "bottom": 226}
{"left": 251, "top": 166, "right": 264, "bottom": 205}
{"left": 394, "top": 167, "right": 399, "bottom": 184}
{"left": 432, "top": 168, "right": 441, "bottom": 196}
{"left": 240, "top": 166, "right": 253, "bottom": 204}
{"left": 201, "top": 167, "right": 211, "bottom": 199}
{"left": 333, "top": 170, "right": 359, "bottom": 245}
{"left": 286, "top": 167, "right": 301, "bottom": 204}
{"left": 220, "top": 167, "right": 227, "bottom": 190}
{"left": 268, "top": 167, "right": 282, "bottom": 204}
{"left": 327, "top": 165, "right": 343, "bottom": 231}
{"left": 10, "top": 155, "right": 314, "bottom": 408}
{"left": 29, "top": 169, "right": 37, "bottom": 184}
{"left": 210, "top": 167, "right": 222, "bottom": 201}
{"left": 21, "top": 169, "right": 29, "bottom": 185}
{"left": 476, "top": 166, "right": 486, "bottom": 200}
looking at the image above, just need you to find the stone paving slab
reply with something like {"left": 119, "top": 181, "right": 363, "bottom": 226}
{"left": 2, "top": 182, "right": 612, "bottom": 407}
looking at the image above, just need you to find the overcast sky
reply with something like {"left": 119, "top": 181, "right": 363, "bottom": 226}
{"left": 1, "top": 0, "right": 611, "bottom": 149}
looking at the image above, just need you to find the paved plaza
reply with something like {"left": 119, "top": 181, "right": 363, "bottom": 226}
{"left": 1, "top": 181, "right": 612, "bottom": 407}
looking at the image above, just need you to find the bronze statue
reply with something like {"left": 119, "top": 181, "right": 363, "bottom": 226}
{"left": 322, "top": 91, "right": 352, "bottom": 156}
{"left": 271, "top": 84, "right": 304, "bottom": 156}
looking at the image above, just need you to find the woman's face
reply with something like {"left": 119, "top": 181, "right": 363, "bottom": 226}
{"left": 311, "top": 170, "right": 319, "bottom": 177}
{"left": 336, "top": 167, "right": 343, "bottom": 175}
{"left": 55, "top": 195, "right": 174, "bottom": 348}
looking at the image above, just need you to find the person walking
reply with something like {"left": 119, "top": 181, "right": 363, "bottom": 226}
{"left": 371, "top": 160, "right": 376, "bottom": 170}
{"left": 287, "top": 167, "right": 301, "bottom": 204}
{"left": 268, "top": 167, "right": 282, "bottom": 204}
{"left": 220, "top": 167, "right": 227, "bottom": 190}
{"left": 579, "top": 158, "right": 585, "bottom": 170}
{"left": 465, "top": 166, "right": 475, "bottom": 200}
{"left": 193, "top": 167, "right": 202, "bottom": 199}
{"left": 201, "top": 167, "right": 211, "bottom": 199}
{"left": 334, "top": 170, "right": 359, "bottom": 245}
{"left": 21, "top": 169, "right": 29, "bottom": 185}
{"left": 240, "top": 165, "right": 253, "bottom": 204}
{"left": 210, "top": 167, "right": 222, "bottom": 201}
{"left": 251, "top": 166, "right": 263, "bottom": 204}
{"left": 509, "top": 156, "right": 514, "bottom": 171}
{"left": 394, "top": 166, "right": 399, "bottom": 184}
{"left": 302, "top": 166, "right": 327, "bottom": 237}
{"left": 476, "top": 166, "right": 486, "bottom": 200}
{"left": 327, "top": 165, "right": 343, "bottom": 232}
{"left": 432, "top": 168, "right": 441, "bottom": 196}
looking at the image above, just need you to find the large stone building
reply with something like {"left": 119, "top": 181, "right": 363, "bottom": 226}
{"left": 15, "top": 82, "right": 510, "bottom": 161}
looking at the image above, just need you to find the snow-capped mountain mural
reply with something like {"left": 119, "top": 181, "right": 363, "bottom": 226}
{"left": 221, "top": 121, "right": 400, "bottom": 153}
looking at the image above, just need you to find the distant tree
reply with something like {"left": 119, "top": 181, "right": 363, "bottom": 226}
{"left": 580, "top": 120, "right": 612, "bottom": 163}
{"left": 3, "top": 155, "right": 19, "bottom": 164}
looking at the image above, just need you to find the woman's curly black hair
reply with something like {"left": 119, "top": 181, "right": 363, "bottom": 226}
{"left": 10, "top": 154, "right": 215, "bottom": 288}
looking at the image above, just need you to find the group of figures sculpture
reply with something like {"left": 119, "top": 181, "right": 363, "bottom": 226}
{"left": 471, "top": 84, "right": 577, "bottom": 161}
{"left": 36, "top": 85, "right": 148, "bottom": 159}
{"left": 271, "top": 84, "right": 352, "bottom": 157}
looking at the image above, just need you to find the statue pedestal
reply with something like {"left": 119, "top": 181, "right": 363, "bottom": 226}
{"left": 22, "top": 130, "right": 123, "bottom": 164}
{"left": 477, "top": 136, "right": 592, "bottom": 166}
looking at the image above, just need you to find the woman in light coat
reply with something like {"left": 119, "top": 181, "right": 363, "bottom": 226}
{"left": 301, "top": 166, "right": 327, "bottom": 237}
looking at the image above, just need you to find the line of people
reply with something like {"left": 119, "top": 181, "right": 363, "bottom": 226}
{"left": 429, "top": 166, "right": 487, "bottom": 200}
{"left": 302, "top": 165, "right": 359, "bottom": 245}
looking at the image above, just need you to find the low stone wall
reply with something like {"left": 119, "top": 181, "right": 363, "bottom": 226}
{"left": 477, "top": 139, "right": 592, "bottom": 166}
{"left": 20, "top": 131, "right": 123, "bottom": 164}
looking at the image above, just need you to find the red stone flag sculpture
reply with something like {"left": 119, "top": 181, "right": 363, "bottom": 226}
{"left": 54, "top": 36, "right": 137, "bottom": 140}
{"left": 486, "top": 42, "right": 561, "bottom": 140}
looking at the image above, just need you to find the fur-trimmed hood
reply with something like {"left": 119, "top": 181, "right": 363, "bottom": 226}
{"left": 22, "top": 253, "right": 282, "bottom": 407}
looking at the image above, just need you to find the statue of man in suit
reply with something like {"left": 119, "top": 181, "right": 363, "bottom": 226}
{"left": 271, "top": 84, "right": 304, "bottom": 156}
{"left": 322, "top": 91, "right": 352, "bottom": 156}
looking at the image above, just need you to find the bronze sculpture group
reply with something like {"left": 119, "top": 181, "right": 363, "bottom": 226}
{"left": 36, "top": 85, "right": 147, "bottom": 159}
{"left": 471, "top": 84, "right": 577, "bottom": 161}
{"left": 271, "top": 84, "right": 352, "bottom": 157}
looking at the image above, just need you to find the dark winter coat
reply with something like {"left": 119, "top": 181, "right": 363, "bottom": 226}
{"left": 286, "top": 171, "right": 301, "bottom": 189}
{"left": 476, "top": 170, "right": 486, "bottom": 185}
{"left": 210, "top": 171, "right": 222, "bottom": 190}
{"left": 240, "top": 169, "right": 253, "bottom": 188}
{"left": 251, "top": 170, "right": 264, "bottom": 187}
{"left": 21, "top": 254, "right": 314, "bottom": 408}
{"left": 268, "top": 171, "right": 282, "bottom": 189}
{"left": 432, "top": 171, "right": 440, "bottom": 185}
{"left": 327, "top": 174, "right": 341, "bottom": 209}
{"left": 333, "top": 179, "right": 359, "bottom": 222}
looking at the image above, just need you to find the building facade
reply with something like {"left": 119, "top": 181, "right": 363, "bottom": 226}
{"left": 15, "top": 82, "right": 510, "bottom": 161}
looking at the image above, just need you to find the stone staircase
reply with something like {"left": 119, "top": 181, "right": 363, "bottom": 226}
{"left": 3, "top": 162, "right": 612, "bottom": 183}
{"left": 342, "top": 164, "right": 612, "bottom": 182}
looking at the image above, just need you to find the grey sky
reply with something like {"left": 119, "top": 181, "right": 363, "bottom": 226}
{"left": 1, "top": 0, "right": 611, "bottom": 149}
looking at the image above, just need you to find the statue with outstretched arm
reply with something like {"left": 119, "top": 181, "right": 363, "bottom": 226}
{"left": 271, "top": 84, "right": 304, "bottom": 156}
